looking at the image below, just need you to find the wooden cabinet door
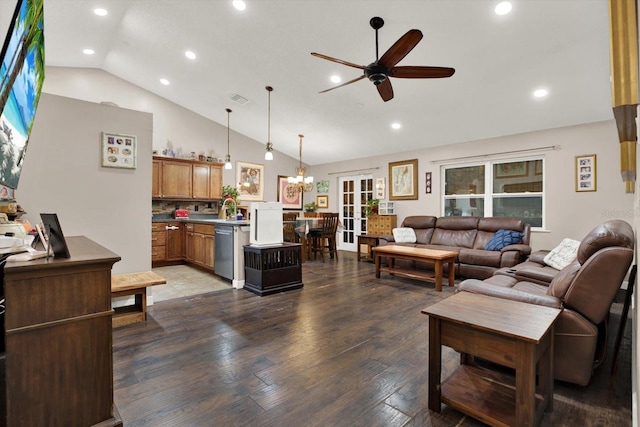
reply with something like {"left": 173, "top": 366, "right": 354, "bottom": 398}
{"left": 166, "top": 223, "right": 183, "bottom": 260}
{"left": 192, "top": 164, "right": 210, "bottom": 199}
{"left": 152, "top": 159, "right": 161, "bottom": 198}
{"left": 152, "top": 222, "right": 167, "bottom": 262}
{"left": 193, "top": 233, "right": 206, "bottom": 265}
{"left": 209, "top": 164, "right": 223, "bottom": 199}
{"left": 161, "top": 161, "right": 192, "bottom": 198}
{"left": 203, "top": 234, "right": 215, "bottom": 269}
{"left": 184, "top": 224, "right": 194, "bottom": 261}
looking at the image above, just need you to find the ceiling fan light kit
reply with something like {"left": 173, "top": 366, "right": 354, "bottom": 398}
{"left": 311, "top": 16, "right": 455, "bottom": 101}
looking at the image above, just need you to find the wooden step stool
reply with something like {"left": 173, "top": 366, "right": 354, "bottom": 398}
{"left": 111, "top": 271, "right": 166, "bottom": 327}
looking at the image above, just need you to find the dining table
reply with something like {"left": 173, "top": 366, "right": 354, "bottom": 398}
{"left": 283, "top": 217, "right": 342, "bottom": 262}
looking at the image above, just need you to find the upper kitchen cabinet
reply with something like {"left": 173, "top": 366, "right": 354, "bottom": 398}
{"left": 153, "top": 156, "right": 223, "bottom": 200}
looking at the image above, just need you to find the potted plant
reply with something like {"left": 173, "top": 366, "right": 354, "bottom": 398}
{"left": 365, "top": 198, "right": 379, "bottom": 217}
{"left": 304, "top": 201, "right": 317, "bottom": 212}
{"left": 221, "top": 185, "right": 240, "bottom": 218}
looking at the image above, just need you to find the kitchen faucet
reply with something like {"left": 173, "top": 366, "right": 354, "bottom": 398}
{"left": 221, "top": 198, "right": 237, "bottom": 220}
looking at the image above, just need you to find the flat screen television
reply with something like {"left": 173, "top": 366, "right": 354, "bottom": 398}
{"left": 0, "top": 0, "right": 45, "bottom": 190}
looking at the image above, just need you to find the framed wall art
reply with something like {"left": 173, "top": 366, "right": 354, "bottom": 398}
{"left": 277, "top": 175, "right": 303, "bottom": 210}
{"left": 575, "top": 154, "right": 597, "bottom": 192}
{"left": 388, "top": 159, "right": 418, "bottom": 200}
{"left": 237, "top": 161, "right": 264, "bottom": 201}
{"left": 316, "top": 180, "right": 329, "bottom": 194}
{"left": 101, "top": 132, "right": 136, "bottom": 169}
{"left": 375, "top": 178, "right": 385, "bottom": 199}
{"left": 316, "top": 195, "right": 329, "bottom": 209}
{"left": 425, "top": 172, "right": 432, "bottom": 194}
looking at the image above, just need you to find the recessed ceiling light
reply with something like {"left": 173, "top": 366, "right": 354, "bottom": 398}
{"left": 160, "top": 78, "right": 170, "bottom": 86}
{"left": 330, "top": 75, "right": 341, "bottom": 84}
{"left": 495, "top": 1, "right": 512, "bottom": 16}
{"left": 185, "top": 50, "right": 196, "bottom": 60}
{"left": 391, "top": 122, "right": 401, "bottom": 130}
{"left": 533, "top": 88, "right": 548, "bottom": 98}
{"left": 232, "top": 0, "right": 246, "bottom": 11}
{"left": 94, "top": 8, "right": 108, "bottom": 16}
{"left": 83, "top": 48, "right": 95, "bottom": 55}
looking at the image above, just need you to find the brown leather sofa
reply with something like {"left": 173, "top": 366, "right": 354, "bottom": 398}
{"left": 458, "top": 219, "right": 634, "bottom": 386}
{"left": 377, "top": 216, "right": 531, "bottom": 279}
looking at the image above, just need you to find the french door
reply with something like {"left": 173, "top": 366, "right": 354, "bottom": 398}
{"left": 338, "top": 174, "right": 373, "bottom": 252}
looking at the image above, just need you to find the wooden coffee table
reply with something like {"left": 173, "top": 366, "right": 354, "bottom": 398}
{"left": 423, "top": 291, "right": 561, "bottom": 427}
{"left": 372, "top": 245, "right": 458, "bottom": 291}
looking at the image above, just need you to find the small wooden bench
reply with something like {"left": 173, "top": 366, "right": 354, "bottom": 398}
{"left": 111, "top": 271, "right": 166, "bottom": 327}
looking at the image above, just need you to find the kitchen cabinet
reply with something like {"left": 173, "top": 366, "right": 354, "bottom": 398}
{"left": 151, "top": 222, "right": 167, "bottom": 262}
{"left": 152, "top": 159, "right": 161, "bottom": 198}
{"left": 160, "top": 160, "right": 192, "bottom": 198}
{"left": 153, "top": 156, "right": 222, "bottom": 200}
{"left": 152, "top": 222, "right": 183, "bottom": 265}
{"left": 192, "top": 163, "right": 223, "bottom": 199}
{"left": 184, "top": 223, "right": 215, "bottom": 271}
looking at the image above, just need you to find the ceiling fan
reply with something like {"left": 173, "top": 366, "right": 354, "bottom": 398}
{"left": 311, "top": 17, "right": 455, "bottom": 102}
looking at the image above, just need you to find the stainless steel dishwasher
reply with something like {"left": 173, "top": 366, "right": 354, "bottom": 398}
{"left": 214, "top": 225, "right": 234, "bottom": 280}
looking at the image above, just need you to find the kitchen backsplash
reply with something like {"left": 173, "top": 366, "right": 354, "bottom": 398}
{"left": 152, "top": 200, "right": 220, "bottom": 217}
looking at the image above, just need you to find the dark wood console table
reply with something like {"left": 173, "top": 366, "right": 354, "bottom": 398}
{"left": 2, "top": 236, "right": 122, "bottom": 426}
{"left": 422, "top": 292, "right": 561, "bottom": 426}
{"left": 244, "top": 243, "right": 303, "bottom": 296}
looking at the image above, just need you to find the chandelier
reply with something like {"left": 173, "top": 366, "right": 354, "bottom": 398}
{"left": 287, "top": 134, "right": 313, "bottom": 192}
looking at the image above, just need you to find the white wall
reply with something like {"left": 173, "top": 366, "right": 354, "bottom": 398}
{"left": 309, "top": 120, "right": 634, "bottom": 251}
{"left": 18, "top": 93, "right": 153, "bottom": 274}
{"left": 42, "top": 67, "right": 302, "bottom": 202}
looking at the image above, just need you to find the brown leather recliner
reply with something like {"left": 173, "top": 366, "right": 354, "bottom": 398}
{"left": 457, "top": 219, "right": 634, "bottom": 386}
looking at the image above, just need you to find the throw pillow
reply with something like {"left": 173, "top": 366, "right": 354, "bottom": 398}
{"left": 485, "top": 229, "right": 523, "bottom": 251}
{"left": 543, "top": 238, "right": 581, "bottom": 270}
{"left": 392, "top": 227, "right": 417, "bottom": 243}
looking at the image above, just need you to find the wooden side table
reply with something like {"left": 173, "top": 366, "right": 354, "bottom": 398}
{"left": 422, "top": 291, "right": 561, "bottom": 426}
{"left": 357, "top": 235, "right": 379, "bottom": 262}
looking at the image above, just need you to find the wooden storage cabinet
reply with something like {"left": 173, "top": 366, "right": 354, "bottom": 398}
{"left": 184, "top": 223, "right": 215, "bottom": 271}
{"left": 2, "top": 236, "right": 121, "bottom": 427}
{"left": 152, "top": 222, "right": 167, "bottom": 262}
{"left": 153, "top": 156, "right": 223, "bottom": 200}
{"left": 367, "top": 214, "right": 397, "bottom": 236}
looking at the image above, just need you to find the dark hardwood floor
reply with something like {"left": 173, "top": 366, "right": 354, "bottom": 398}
{"left": 113, "top": 252, "right": 633, "bottom": 426}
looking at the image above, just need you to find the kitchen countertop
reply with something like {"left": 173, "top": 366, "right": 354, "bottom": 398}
{"left": 152, "top": 217, "right": 250, "bottom": 226}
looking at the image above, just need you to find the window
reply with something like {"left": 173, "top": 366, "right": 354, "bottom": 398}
{"left": 443, "top": 159, "right": 544, "bottom": 228}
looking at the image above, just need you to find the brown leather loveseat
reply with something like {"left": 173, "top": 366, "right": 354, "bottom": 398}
{"left": 377, "top": 216, "right": 531, "bottom": 280}
{"left": 457, "top": 219, "right": 634, "bottom": 386}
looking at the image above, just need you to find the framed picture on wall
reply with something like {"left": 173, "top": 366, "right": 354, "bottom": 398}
{"left": 237, "top": 161, "right": 264, "bottom": 201}
{"left": 389, "top": 159, "right": 418, "bottom": 200}
{"left": 316, "top": 195, "right": 329, "bottom": 209}
{"left": 101, "top": 132, "right": 137, "bottom": 169}
{"left": 575, "top": 154, "right": 597, "bottom": 192}
{"left": 277, "top": 175, "right": 303, "bottom": 210}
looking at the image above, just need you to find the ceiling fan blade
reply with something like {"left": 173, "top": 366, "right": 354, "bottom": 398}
{"left": 378, "top": 29, "right": 423, "bottom": 68}
{"left": 319, "top": 75, "right": 366, "bottom": 93}
{"left": 390, "top": 66, "right": 456, "bottom": 78}
{"left": 377, "top": 78, "right": 394, "bottom": 102}
{"left": 311, "top": 52, "right": 367, "bottom": 70}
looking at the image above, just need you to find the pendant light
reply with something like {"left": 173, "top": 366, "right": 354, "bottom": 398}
{"left": 264, "top": 86, "right": 274, "bottom": 160}
{"left": 224, "top": 108, "right": 232, "bottom": 170}
{"left": 287, "top": 134, "right": 314, "bottom": 192}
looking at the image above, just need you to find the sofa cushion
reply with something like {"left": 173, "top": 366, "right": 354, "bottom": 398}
{"left": 485, "top": 229, "right": 523, "bottom": 251}
{"left": 459, "top": 248, "right": 502, "bottom": 268}
{"left": 392, "top": 227, "right": 416, "bottom": 243}
{"left": 544, "top": 238, "right": 580, "bottom": 270}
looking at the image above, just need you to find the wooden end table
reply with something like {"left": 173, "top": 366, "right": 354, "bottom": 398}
{"left": 372, "top": 245, "right": 458, "bottom": 291}
{"left": 357, "top": 235, "right": 379, "bottom": 262}
{"left": 422, "top": 291, "right": 561, "bottom": 427}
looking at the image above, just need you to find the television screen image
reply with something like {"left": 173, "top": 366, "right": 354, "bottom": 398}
{"left": 0, "top": 0, "right": 45, "bottom": 189}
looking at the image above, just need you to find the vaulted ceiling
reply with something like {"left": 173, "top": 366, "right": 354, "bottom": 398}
{"left": 0, "top": 0, "right": 614, "bottom": 165}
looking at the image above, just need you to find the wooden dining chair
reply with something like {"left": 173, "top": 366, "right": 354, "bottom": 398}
{"left": 282, "top": 212, "right": 299, "bottom": 243}
{"left": 309, "top": 212, "right": 339, "bottom": 262}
